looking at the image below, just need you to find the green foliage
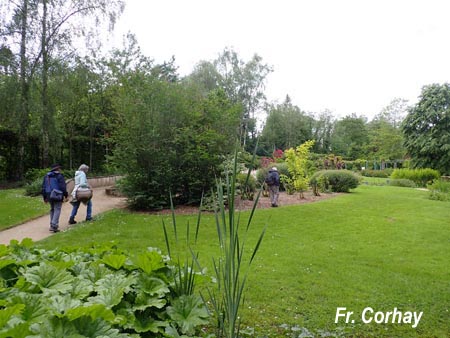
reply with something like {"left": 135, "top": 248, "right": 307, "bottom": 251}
{"left": 24, "top": 178, "right": 43, "bottom": 197}
{"left": 111, "top": 79, "right": 239, "bottom": 210}
{"left": 331, "top": 114, "right": 369, "bottom": 159}
{"left": 0, "top": 242, "right": 208, "bottom": 337}
{"left": 388, "top": 179, "right": 417, "bottom": 188}
{"left": 428, "top": 179, "right": 450, "bottom": 201}
{"left": 260, "top": 96, "right": 314, "bottom": 151}
{"left": 160, "top": 149, "right": 265, "bottom": 337}
{"left": 366, "top": 99, "right": 407, "bottom": 161}
{"left": 310, "top": 170, "right": 360, "bottom": 193}
{"left": 236, "top": 173, "right": 256, "bottom": 200}
{"left": 282, "top": 140, "right": 315, "bottom": 197}
{"left": 391, "top": 168, "right": 440, "bottom": 187}
{"left": 205, "top": 150, "right": 265, "bottom": 338}
{"left": 361, "top": 169, "right": 393, "bottom": 178}
{"left": 402, "top": 83, "right": 450, "bottom": 175}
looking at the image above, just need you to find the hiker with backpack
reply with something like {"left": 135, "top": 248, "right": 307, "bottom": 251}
{"left": 265, "top": 167, "right": 280, "bottom": 207}
{"left": 42, "top": 163, "right": 68, "bottom": 233}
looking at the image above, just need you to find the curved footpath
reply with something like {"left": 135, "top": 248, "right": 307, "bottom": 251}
{"left": 0, "top": 187, "right": 126, "bottom": 245}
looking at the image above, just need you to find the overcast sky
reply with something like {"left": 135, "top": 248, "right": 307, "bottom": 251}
{"left": 110, "top": 0, "right": 450, "bottom": 120}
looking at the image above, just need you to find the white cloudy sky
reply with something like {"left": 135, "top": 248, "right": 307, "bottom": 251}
{"left": 110, "top": 0, "right": 450, "bottom": 119}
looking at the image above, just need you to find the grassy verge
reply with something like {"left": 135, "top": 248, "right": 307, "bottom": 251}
{"left": 36, "top": 185, "right": 450, "bottom": 337}
{"left": 0, "top": 189, "right": 48, "bottom": 230}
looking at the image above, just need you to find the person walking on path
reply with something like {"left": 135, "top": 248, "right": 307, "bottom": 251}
{"left": 265, "top": 167, "right": 280, "bottom": 207}
{"left": 69, "top": 164, "right": 93, "bottom": 224}
{"left": 42, "top": 163, "right": 68, "bottom": 232}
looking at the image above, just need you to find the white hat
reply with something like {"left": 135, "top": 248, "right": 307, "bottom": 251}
{"left": 271, "top": 167, "right": 278, "bottom": 171}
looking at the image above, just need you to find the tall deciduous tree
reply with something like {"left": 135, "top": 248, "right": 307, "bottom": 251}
{"left": 331, "top": 114, "right": 369, "bottom": 159}
{"left": 213, "top": 47, "right": 272, "bottom": 148}
{"left": 311, "top": 110, "right": 334, "bottom": 154}
{"left": 261, "top": 95, "right": 314, "bottom": 152}
{"left": 402, "top": 84, "right": 450, "bottom": 174}
{"left": 0, "top": 0, "right": 124, "bottom": 177}
{"left": 366, "top": 98, "right": 408, "bottom": 161}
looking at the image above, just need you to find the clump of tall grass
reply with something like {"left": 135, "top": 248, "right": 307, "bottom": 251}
{"left": 428, "top": 179, "right": 450, "bottom": 201}
{"left": 163, "top": 147, "right": 266, "bottom": 337}
{"left": 206, "top": 150, "right": 266, "bottom": 337}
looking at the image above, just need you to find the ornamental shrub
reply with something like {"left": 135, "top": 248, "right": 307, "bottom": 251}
{"left": 391, "top": 168, "right": 440, "bottom": 187}
{"left": 310, "top": 170, "right": 360, "bottom": 193}
{"left": 428, "top": 179, "right": 450, "bottom": 201}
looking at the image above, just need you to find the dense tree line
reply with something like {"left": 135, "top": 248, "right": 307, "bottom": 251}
{"left": 259, "top": 96, "right": 407, "bottom": 162}
{"left": 1, "top": 1, "right": 449, "bottom": 208}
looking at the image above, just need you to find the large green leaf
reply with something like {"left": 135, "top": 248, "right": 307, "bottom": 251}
{"left": 131, "top": 251, "right": 166, "bottom": 274}
{"left": 49, "top": 295, "right": 82, "bottom": 317}
{"left": 9, "top": 292, "right": 48, "bottom": 322}
{"left": 133, "top": 275, "right": 169, "bottom": 311}
{"left": 87, "top": 273, "right": 134, "bottom": 308}
{"left": 0, "top": 259, "right": 16, "bottom": 271}
{"left": 101, "top": 254, "right": 127, "bottom": 270}
{"left": 130, "top": 310, "right": 167, "bottom": 333}
{"left": 133, "top": 294, "right": 166, "bottom": 311}
{"left": 73, "top": 317, "right": 130, "bottom": 338}
{"left": 22, "top": 263, "right": 74, "bottom": 293}
{"left": 167, "top": 295, "right": 209, "bottom": 335}
{"left": 80, "top": 262, "right": 113, "bottom": 283}
{"left": 136, "top": 274, "right": 169, "bottom": 297}
{"left": 0, "top": 304, "right": 24, "bottom": 329}
{"left": 69, "top": 276, "right": 94, "bottom": 300}
{"left": 27, "top": 317, "right": 82, "bottom": 338}
{"left": 66, "top": 304, "right": 115, "bottom": 322}
{"left": 0, "top": 322, "right": 31, "bottom": 338}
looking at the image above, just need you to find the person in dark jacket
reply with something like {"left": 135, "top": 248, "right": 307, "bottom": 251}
{"left": 266, "top": 167, "right": 280, "bottom": 207}
{"left": 42, "top": 163, "right": 68, "bottom": 232}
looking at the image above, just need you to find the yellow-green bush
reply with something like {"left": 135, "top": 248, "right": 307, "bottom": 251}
{"left": 391, "top": 168, "right": 440, "bottom": 187}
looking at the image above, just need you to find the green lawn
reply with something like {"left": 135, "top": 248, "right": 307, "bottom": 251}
{"left": 24, "top": 186, "right": 450, "bottom": 336}
{"left": 0, "top": 189, "right": 48, "bottom": 230}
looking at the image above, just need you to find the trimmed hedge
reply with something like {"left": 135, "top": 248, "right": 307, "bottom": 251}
{"left": 310, "top": 170, "right": 360, "bottom": 193}
{"left": 391, "top": 168, "right": 440, "bottom": 187}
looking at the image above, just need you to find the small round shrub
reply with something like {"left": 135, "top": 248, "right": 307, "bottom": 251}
{"left": 310, "top": 170, "right": 360, "bottom": 193}
{"left": 388, "top": 179, "right": 417, "bottom": 188}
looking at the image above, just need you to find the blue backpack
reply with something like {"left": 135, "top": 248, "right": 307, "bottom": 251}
{"left": 44, "top": 173, "right": 60, "bottom": 194}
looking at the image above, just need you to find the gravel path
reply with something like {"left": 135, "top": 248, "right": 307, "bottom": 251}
{"left": 0, "top": 187, "right": 126, "bottom": 245}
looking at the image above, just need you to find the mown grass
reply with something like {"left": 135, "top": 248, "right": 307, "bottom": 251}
{"left": 0, "top": 189, "right": 48, "bottom": 230}
{"left": 31, "top": 186, "right": 450, "bottom": 336}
